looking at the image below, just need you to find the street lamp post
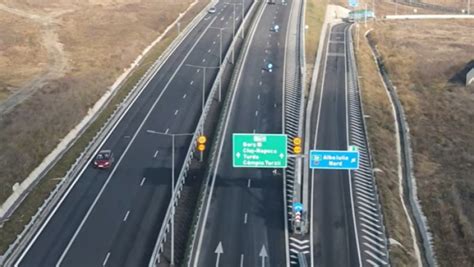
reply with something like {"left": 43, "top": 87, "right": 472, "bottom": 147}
{"left": 146, "top": 130, "right": 194, "bottom": 266}
{"left": 241, "top": 0, "right": 245, "bottom": 38}
{"left": 210, "top": 27, "right": 231, "bottom": 102}
{"left": 225, "top": 2, "right": 244, "bottom": 63}
{"left": 186, "top": 64, "right": 220, "bottom": 109}
{"left": 210, "top": 27, "right": 230, "bottom": 66}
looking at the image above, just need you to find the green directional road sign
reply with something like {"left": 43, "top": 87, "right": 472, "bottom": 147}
{"left": 232, "top": 133, "right": 288, "bottom": 168}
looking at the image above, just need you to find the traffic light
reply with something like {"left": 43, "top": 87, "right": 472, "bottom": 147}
{"left": 294, "top": 211, "right": 302, "bottom": 223}
{"left": 197, "top": 135, "right": 207, "bottom": 152}
{"left": 293, "top": 137, "right": 302, "bottom": 154}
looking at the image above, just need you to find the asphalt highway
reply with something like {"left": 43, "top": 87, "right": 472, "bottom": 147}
{"left": 15, "top": 1, "right": 253, "bottom": 266}
{"left": 309, "top": 23, "right": 360, "bottom": 267}
{"left": 192, "top": 2, "right": 292, "bottom": 267}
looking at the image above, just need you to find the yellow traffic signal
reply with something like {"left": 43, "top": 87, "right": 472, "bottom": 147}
{"left": 197, "top": 144, "right": 206, "bottom": 151}
{"left": 293, "top": 146, "right": 302, "bottom": 154}
{"left": 293, "top": 137, "right": 302, "bottom": 146}
{"left": 293, "top": 137, "right": 302, "bottom": 154}
{"left": 198, "top": 135, "right": 207, "bottom": 144}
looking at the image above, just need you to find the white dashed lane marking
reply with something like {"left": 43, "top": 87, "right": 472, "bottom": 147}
{"left": 123, "top": 210, "right": 130, "bottom": 222}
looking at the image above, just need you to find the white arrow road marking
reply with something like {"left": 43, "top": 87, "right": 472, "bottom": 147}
{"left": 215, "top": 242, "right": 224, "bottom": 267}
{"left": 259, "top": 245, "right": 268, "bottom": 267}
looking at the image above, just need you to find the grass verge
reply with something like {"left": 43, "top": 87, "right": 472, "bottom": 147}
{"left": 369, "top": 20, "right": 474, "bottom": 266}
{"left": 354, "top": 24, "right": 418, "bottom": 266}
{"left": 0, "top": 1, "right": 207, "bottom": 254}
{"left": 356, "top": 19, "right": 474, "bottom": 266}
{"left": 305, "top": 0, "right": 328, "bottom": 92}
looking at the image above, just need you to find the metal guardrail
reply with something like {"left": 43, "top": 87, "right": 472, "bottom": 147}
{"left": 0, "top": 3, "right": 213, "bottom": 265}
{"left": 346, "top": 24, "right": 390, "bottom": 266}
{"left": 283, "top": 0, "right": 304, "bottom": 227}
{"left": 365, "top": 30, "right": 437, "bottom": 267}
{"left": 147, "top": 1, "right": 261, "bottom": 266}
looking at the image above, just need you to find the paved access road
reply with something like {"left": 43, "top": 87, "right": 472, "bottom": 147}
{"left": 309, "top": 22, "right": 360, "bottom": 267}
{"left": 15, "top": 1, "right": 253, "bottom": 266}
{"left": 191, "top": 2, "right": 293, "bottom": 267}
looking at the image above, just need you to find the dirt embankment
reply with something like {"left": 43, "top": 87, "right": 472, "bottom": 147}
{"left": 361, "top": 19, "right": 474, "bottom": 266}
{"left": 0, "top": 0, "right": 195, "bottom": 204}
{"left": 0, "top": 3, "right": 71, "bottom": 114}
{"left": 354, "top": 27, "right": 420, "bottom": 266}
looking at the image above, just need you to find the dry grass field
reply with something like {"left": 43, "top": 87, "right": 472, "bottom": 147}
{"left": 0, "top": 0, "right": 196, "bottom": 206}
{"left": 305, "top": 0, "right": 328, "bottom": 87}
{"left": 0, "top": 11, "right": 47, "bottom": 102}
{"left": 354, "top": 26, "right": 420, "bottom": 266}
{"left": 359, "top": 19, "right": 474, "bottom": 266}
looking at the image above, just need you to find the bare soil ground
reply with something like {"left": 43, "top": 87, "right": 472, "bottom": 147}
{"left": 360, "top": 19, "right": 474, "bottom": 266}
{"left": 354, "top": 26, "right": 420, "bottom": 266}
{"left": 0, "top": 0, "right": 195, "bottom": 204}
{"left": 305, "top": 0, "right": 328, "bottom": 93}
{"left": 421, "top": 0, "right": 471, "bottom": 10}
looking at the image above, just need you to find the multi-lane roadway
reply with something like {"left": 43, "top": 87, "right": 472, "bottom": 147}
{"left": 15, "top": 1, "right": 252, "bottom": 266}
{"left": 191, "top": 1, "right": 293, "bottom": 267}
{"left": 10, "top": 1, "right": 390, "bottom": 266}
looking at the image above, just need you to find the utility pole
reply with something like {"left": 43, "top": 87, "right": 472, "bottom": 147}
{"left": 186, "top": 64, "right": 220, "bottom": 111}
{"left": 145, "top": 130, "right": 194, "bottom": 266}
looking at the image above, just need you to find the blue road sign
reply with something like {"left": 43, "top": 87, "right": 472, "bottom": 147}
{"left": 349, "top": 0, "right": 359, "bottom": 7}
{"left": 310, "top": 150, "right": 360, "bottom": 170}
{"left": 293, "top": 202, "right": 303, "bottom": 213}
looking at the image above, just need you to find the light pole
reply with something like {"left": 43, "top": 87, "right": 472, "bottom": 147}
{"left": 469, "top": 0, "right": 471, "bottom": 15}
{"left": 146, "top": 130, "right": 194, "bottom": 266}
{"left": 241, "top": 0, "right": 245, "bottom": 38}
{"left": 186, "top": 64, "right": 220, "bottom": 108}
{"left": 210, "top": 27, "right": 231, "bottom": 102}
{"left": 225, "top": 2, "right": 244, "bottom": 63}
{"left": 210, "top": 27, "right": 230, "bottom": 65}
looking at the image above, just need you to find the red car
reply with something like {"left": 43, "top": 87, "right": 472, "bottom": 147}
{"left": 93, "top": 150, "right": 114, "bottom": 169}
